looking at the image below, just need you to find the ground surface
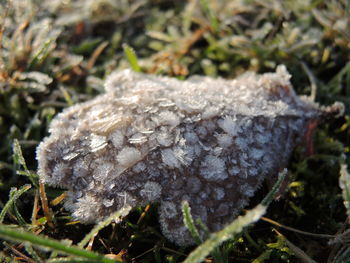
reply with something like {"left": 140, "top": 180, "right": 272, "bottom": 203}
{"left": 0, "top": 0, "right": 350, "bottom": 262}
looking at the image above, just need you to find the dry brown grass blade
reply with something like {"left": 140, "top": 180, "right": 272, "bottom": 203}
{"left": 3, "top": 242, "right": 36, "bottom": 263}
{"left": 86, "top": 41, "right": 109, "bottom": 71}
{"left": 0, "top": 21, "right": 4, "bottom": 51}
{"left": 12, "top": 19, "right": 30, "bottom": 40}
{"left": 262, "top": 217, "right": 335, "bottom": 239}
{"left": 178, "top": 25, "right": 211, "bottom": 56}
{"left": 130, "top": 247, "right": 155, "bottom": 262}
{"left": 31, "top": 190, "right": 39, "bottom": 226}
{"left": 136, "top": 204, "right": 150, "bottom": 225}
{"left": 39, "top": 183, "right": 55, "bottom": 228}
{"left": 97, "top": 236, "right": 109, "bottom": 251}
{"left": 86, "top": 234, "right": 96, "bottom": 251}
{"left": 50, "top": 192, "right": 67, "bottom": 206}
{"left": 149, "top": 25, "right": 210, "bottom": 75}
{"left": 105, "top": 251, "right": 126, "bottom": 262}
{"left": 65, "top": 220, "right": 80, "bottom": 225}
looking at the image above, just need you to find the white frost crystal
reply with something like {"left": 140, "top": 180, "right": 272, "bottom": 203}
{"left": 116, "top": 147, "right": 142, "bottom": 167}
{"left": 36, "top": 66, "right": 343, "bottom": 246}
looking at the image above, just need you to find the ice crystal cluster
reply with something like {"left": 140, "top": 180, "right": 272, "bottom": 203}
{"left": 36, "top": 66, "right": 343, "bottom": 246}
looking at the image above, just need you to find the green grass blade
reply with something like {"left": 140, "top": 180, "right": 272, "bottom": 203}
{"left": 0, "top": 184, "right": 31, "bottom": 223}
{"left": 122, "top": 43, "right": 141, "bottom": 72}
{"left": 183, "top": 205, "right": 266, "bottom": 263}
{"left": 199, "top": 0, "right": 219, "bottom": 32}
{"left": 193, "top": 217, "right": 226, "bottom": 262}
{"left": 182, "top": 201, "right": 202, "bottom": 245}
{"left": 339, "top": 165, "right": 350, "bottom": 218}
{"left": 12, "top": 139, "right": 29, "bottom": 171}
{"left": 13, "top": 139, "right": 39, "bottom": 187}
{"left": 182, "top": 0, "right": 196, "bottom": 33}
{"left": 0, "top": 224, "right": 119, "bottom": 263}
{"left": 27, "top": 31, "right": 61, "bottom": 70}
{"left": 78, "top": 205, "right": 132, "bottom": 248}
{"left": 261, "top": 168, "right": 288, "bottom": 207}
{"left": 12, "top": 201, "right": 28, "bottom": 226}
{"left": 47, "top": 258, "right": 107, "bottom": 263}
{"left": 24, "top": 243, "right": 44, "bottom": 263}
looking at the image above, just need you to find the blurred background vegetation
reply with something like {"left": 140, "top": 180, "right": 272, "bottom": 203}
{"left": 0, "top": 0, "right": 349, "bottom": 262}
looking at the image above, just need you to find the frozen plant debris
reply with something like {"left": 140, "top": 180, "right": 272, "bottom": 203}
{"left": 36, "top": 66, "right": 343, "bottom": 246}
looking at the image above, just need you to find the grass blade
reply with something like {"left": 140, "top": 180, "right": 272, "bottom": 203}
{"left": 122, "top": 43, "right": 141, "bottom": 72}
{"left": 24, "top": 243, "right": 44, "bottom": 263}
{"left": 0, "top": 224, "right": 119, "bottom": 263}
{"left": 182, "top": 201, "right": 202, "bottom": 245}
{"left": 262, "top": 168, "right": 288, "bottom": 206}
{"left": 12, "top": 139, "right": 29, "bottom": 171}
{"left": 339, "top": 164, "right": 350, "bottom": 218}
{"left": 274, "top": 230, "right": 317, "bottom": 263}
{"left": 334, "top": 247, "right": 350, "bottom": 263}
{"left": 47, "top": 258, "right": 109, "bottom": 263}
{"left": 39, "top": 183, "right": 55, "bottom": 228}
{"left": 12, "top": 200, "right": 28, "bottom": 226}
{"left": 13, "top": 139, "right": 38, "bottom": 187}
{"left": 199, "top": 0, "right": 219, "bottom": 33}
{"left": 0, "top": 184, "right": 31, "bottom": 223}
{"left": 183, "top": 204, "right": 266, "bottom": 263}
{"left": 78, "top": 205, "right": 132, "bottom": 248}
{"left": 27, "top": 30, "right": 61, "bottom": 70}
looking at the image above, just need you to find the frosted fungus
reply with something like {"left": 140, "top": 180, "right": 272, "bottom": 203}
{"left": 36, "top": 66, "right": 343, "bottom": 246}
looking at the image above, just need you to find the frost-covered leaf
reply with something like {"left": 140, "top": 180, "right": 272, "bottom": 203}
{"left": 36, "top": 67, "right": 343, "bottom": 246}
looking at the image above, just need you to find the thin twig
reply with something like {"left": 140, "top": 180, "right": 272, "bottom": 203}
{"left": 262, "top": 217, "right": 335, "bottom": 239}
